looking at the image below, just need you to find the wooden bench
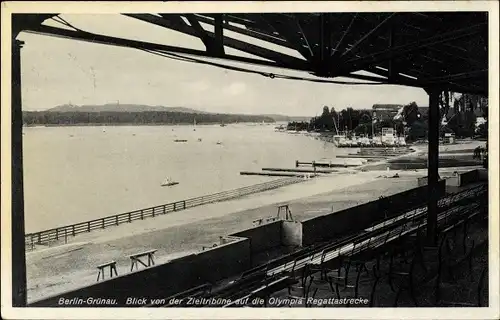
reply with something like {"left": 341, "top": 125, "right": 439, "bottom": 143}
{"left": 147, "top": 283, "right": 212, "bottom": 308}
{"left": 96, "top": 261, "right": 118, "bottom": 281}
{"left": 213, "top": 271, "right": 268, "bottom": 300}
{"left": 129, "top": 249, "right": 157, "bottom": 271}
{"left": 223, "top": 276, "right": 295, "bottom": 307}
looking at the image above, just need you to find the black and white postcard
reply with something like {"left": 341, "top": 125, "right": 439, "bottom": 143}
{"left": 1, "top": 1, "right": 499, "bottom": 319}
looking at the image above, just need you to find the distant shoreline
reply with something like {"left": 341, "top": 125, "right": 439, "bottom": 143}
{"left": 23, "top": 122, "right": 276, "bottom": 128}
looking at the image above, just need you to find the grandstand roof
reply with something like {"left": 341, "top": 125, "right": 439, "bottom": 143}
{"left": 13, "top": 12, "right": 488, "bottom": 96}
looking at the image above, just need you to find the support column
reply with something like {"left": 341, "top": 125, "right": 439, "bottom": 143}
{"left": 426, "top": 87, "right": 441, "bottom": 246}
{"left": 12, "top": 39, "right": 27, "bottom": 307}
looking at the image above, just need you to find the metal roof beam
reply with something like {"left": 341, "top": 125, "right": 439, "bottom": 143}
{"left": 185, "top": 14, "right": 217, "bottom": 53}
{"left": 388, "top": 24, "right": 396, "bottom": 81}
{"left": 361, "top": 64, "right": 486, "bottom": 95}
{"left": 419, "top": 69, "right": 487, "bottom": 84}
{"left": 339, "top": 13, "right": 396, "bottom": 59}
{"left": 213, "top": 14, "right": 225, "bottom": 55}
{"left": 331, "top": 14, "right": 357, "bottom": 60}
{"left": 12, "top": 14, "right": 58, "bottom": 38}
{"left": 192, "top": 14, "right": 293, "bottom": 49}
{"left": 257, "top": 13, "right": 313, "bottom": 61}
{"left": 23, "top": 24, "right": 311, "bottom": 72}
{"left": 341, "top": 22, "right": 487, "bottom": 75}
{"left": 125, "top": 14, "right": 309, "bottom": 69}
{"left": 207, "top": 14, "right": 260, "bottom": 28}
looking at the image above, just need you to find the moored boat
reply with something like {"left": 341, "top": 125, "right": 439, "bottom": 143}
{"left": 161, "top": 177, "right": 179, "bottom": 187}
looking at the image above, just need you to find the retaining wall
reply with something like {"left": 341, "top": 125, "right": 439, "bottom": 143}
{"left": 231, "top": 220, "right": 282, "bottom": 254}
{"left": 459, "top": 169, "right": 481, "bottom": 186}
{"left": 477, "top": 168, "right": 488, "bottom": 181}
{"left": 445, "top": 169, "right": 487, "bottom": 187}
{"left": 29, "top": 237, "right": 251, "bottom": 307}
{"left": 301, "top": 182, "right": 446, "bottom": 246}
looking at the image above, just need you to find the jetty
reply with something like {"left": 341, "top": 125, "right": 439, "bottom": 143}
{"left": 337, "top": 154, "right": 385, "bottom": 159}
{"left": 240, "top": 171, "right": 318, "bottom": 177}
{"left": 262, "top": 167, "right": 337, "bottom": 174}
{"left": 357, "top": 147, "right": 414, "bottom": 155}
{"left": 295, "top": 160, "right": 359, "bottom": 168}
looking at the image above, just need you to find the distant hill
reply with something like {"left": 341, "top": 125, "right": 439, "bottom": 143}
{"left": 24, "top": 104, "right": 280, "bottom": 126}
{"left": 44, "top": 104, "right": 310, "bottom": 122}
{"left": 47, "top": 104, "right": 208, "bottom": 114}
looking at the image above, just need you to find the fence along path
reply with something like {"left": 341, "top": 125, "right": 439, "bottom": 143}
{"left": 25, "top": 177, "right": 305, "bottom": 249}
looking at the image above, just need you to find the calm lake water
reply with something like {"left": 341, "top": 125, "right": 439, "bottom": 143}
{"left": 23, "top": 124, "right": 346, "bottom": 233}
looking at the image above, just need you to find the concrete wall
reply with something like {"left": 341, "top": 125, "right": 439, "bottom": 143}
{"left": 459, "top": 169, "right": 480, "bottom": 186}
{"left": 281, "top": 220, "right": 302, "bottom": 247}
{"left": 446, "top": 175, "right": 461, "bottom": 187}
{"left": 418, "top": 176, "right": 446, "bottom": 187}
{"left": 30, "top": 237, "right": 251, "bottom": 307}
{"left": 445, "top": 169, "right": 486, "bottom": 187}
{"left": 478, "top": 168, "right": 488, "bottom": 181}
{"left": 231, "top": 220, "right": 282, "bottom": 254}
{"left": 195, "top": 236, "right": 251, "bottom": 283}
{"left": 301, "top": 182, "right": 446, "bottom": 246}
{"left": 301, "top": 201, "right": 379, "bottom": 246}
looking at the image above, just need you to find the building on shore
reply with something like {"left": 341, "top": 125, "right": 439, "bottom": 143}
{"left": 371, "top": 104, "right": 403, "bottom": 122}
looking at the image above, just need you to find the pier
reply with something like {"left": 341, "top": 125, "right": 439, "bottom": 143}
{"left": 240, "top": 171, "right": 318, "bottom": 177}
{"left": 337, "top": 155, "right": 386, "bottom": 159}
{"left": 262, "top": 168, "right": 337, "bottom": 174}
{"left": 295, "top": 160, "right": 359, "bottom": 168}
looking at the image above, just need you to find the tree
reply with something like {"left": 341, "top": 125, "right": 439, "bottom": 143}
{"left": 401, "top": 102, "right": 420, "bottom": 126}
{"left": 358, "top": 111, "right": 372, "bottom": 124}
{"left": 408, "top": 120, "right": 428, "bottom": 141}
{"left": 442, "top": 92, "right": 486, "bottom": 138}
{"left": 340, "top": 107, "right": 360, "bottom": 131}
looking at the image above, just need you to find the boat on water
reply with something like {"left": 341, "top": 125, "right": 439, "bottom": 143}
{"left": 161, "top": 177, "right": 179, "bottom": 187}
{"left": 174, "top": 139, "right": 188, "bottom": 143}
{"left": 193, "top": 118, "right": 196, "bottom": 131}
{"left": 274, "top": 125, "right": 286, "bottom": 132}
{"left": 216, "top": 141, "right": 223, "bottom": 145}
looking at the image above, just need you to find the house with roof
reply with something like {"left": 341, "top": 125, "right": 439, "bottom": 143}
{"left": 371, "top": 104, "right": 403, "bottom": 122}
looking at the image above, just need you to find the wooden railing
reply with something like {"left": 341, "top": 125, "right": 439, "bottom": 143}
{"left": 25, "top": 177, "right": 306, "bottom": 249}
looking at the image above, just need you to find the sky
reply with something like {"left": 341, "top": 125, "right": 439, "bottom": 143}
{"left": 18, "top": 14, "right": 429, "bottom": 116}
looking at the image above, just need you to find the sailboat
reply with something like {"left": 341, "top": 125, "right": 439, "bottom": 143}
{"left": 193, "top": 118, "right": 197, "bottom": 131}
{"left": 161, "top": 177, "right": 179, "bottom": 187}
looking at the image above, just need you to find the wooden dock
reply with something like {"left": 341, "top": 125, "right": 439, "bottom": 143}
{"left": 262, "top": 167, "right": 337, "bottom": 174}
{"left": 295, "top": 160, "right": 358, "bottom": 168}
{"left": 240, "top": 171, "right": 317, "bottom": 177}
{"left": 339, "top": 154, "right": 387, "bottom": 159}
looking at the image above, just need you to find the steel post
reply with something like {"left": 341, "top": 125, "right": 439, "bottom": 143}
{"left": 12, "top": 39, "right": 27, "bottom": 307}
{"left": 426, "top": 87, "right": 441, "bottom": 246}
